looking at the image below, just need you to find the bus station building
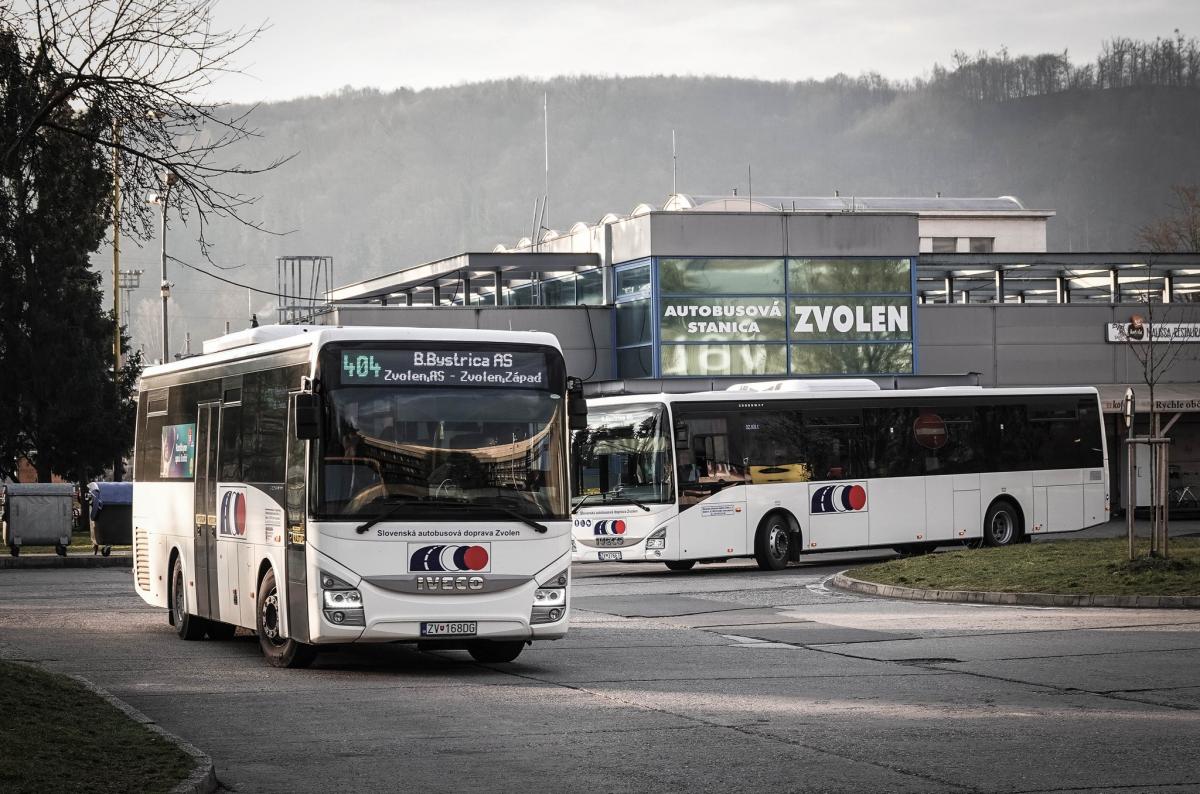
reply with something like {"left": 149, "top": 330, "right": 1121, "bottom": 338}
{"left": 314, "top": 194, "right": 1200, "bottom": 508}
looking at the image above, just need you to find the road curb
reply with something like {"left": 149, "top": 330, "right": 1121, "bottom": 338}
{"left": 830, "top": 572, "right": 1200, "bottom": 609}
{"left": 0, "top": 553, "right": 131, "bottom": 570}
{"left": 69, "top": 672, "right": 218, "bottom": 794}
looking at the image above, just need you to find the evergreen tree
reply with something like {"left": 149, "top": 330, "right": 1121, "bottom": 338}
{"left": 0, "top": 28, "right": 140, "bottom": 482}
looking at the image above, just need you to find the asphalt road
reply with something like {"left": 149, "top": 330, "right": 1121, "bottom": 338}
{"left": 1, "top": 522, "right": 1198, "bottom": 793}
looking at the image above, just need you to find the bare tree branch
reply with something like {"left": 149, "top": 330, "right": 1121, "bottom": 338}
{"left": 3, "top": 0, "right": 290, "bottom": 254}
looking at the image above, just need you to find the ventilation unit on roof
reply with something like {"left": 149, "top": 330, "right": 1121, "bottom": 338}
{"left": 201, "top": 325, "right": 314, "bottom": 355}
{"left": 726, "top": 379, "right": 881, "bottom": 393}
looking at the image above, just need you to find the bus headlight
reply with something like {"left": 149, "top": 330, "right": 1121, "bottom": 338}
{"left": 321, "top": 570, "right": 365, "bottom": 626}
{"left": 645, "top": 527, "right": 667, "bottom": 550}
{"left": 531, "top": 587, "right": 566, "bottom": 624}
{"left": 323, "top": 589, "right": 363, "bottom": 608}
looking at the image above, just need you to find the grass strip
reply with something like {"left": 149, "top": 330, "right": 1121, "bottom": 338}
{"left": 8, "top": 530, "right": 130, "bottom": 556}
{"left": 0, "top": 661, "right": 194, "bottom": 794}
{"left": 845, "top": 537, "right": 1200, "bottom": 596}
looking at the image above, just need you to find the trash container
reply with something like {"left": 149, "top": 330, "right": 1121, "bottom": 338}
{"left": 88, "top": 481, "right": 133, "bottom": 556}
{"left": 1, "top": 483, "right": 75, "bottom": 557}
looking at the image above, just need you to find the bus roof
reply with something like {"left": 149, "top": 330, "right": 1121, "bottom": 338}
{"left": 586, "top": 384, "right": 1100, "bottom": 407}
{"left": 140, "top": 325, "right": 563, "bottom": 379}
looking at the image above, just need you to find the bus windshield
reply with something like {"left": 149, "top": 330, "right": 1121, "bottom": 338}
{"left": 317, "top": 386, "right": 567, "bottom": 520}
{"left": 571, "top": 402, "right": 674, "bottom": 506}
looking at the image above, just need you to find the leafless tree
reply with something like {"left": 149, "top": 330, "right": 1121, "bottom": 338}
{"left": 2, "top": 0, "right": 290, "bottom": 251}
{"left": 1116, "top": 265, "right": 1196, "bottom": 558}
{"left": 1138, "top": 185, "right": 1200, "bottom": 253}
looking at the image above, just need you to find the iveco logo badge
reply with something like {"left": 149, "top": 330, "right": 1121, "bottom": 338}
{"left": 416, "top": 575, "right": 485, "bottom": 592}
{"left": 810, "top": 483, "right": 868, "bottom": 514}
{"left": 408, "top": 544, "right": 491, "bottom": 572}
{"left": 593, "top": 519, "right": 627, "bottom": 536}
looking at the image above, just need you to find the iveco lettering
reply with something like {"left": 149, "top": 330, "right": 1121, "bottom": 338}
{"left": 131, "top": 326, "right": 583, "bottom": 667}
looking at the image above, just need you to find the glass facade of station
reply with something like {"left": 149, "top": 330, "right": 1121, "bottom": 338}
{"left": 614, "top": 256, "right": 915, "bottom": 379}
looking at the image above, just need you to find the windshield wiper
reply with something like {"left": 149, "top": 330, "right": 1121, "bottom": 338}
{"left": 355, "top": 496, "right": 547, "bottom": 534}
{"left": 571, "top": 487, "right": 652, "bottom": 514}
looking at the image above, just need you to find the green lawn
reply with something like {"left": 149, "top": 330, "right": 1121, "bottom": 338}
{"left": 0, "top": 662, "right": 194, "bottom": 794}
{"left": 6, "top": 529, "right": 130, "bottom": 556}
{"left": 845, "top": 537, "right": 1200, "bottom": 596}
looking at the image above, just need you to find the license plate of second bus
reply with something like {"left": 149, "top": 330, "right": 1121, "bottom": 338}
{"left": 420, "top": 621, "right": 477, "bottom": 637}
{"left": 598, "top": 551, "right": 623, "bottom": 561}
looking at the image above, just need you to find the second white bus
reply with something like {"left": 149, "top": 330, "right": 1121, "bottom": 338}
{"left": 570, "top": 380, "right": 1108, "bottom": 570}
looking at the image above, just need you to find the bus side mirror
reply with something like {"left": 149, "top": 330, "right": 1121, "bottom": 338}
{"left": 295, "top": 393, "right": 321, "bottom": 440}
{"left": 566, "top": 376, "right": 588, "bottom": 432}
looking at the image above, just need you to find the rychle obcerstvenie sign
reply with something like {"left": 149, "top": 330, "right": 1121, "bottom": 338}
{"left": 339, "top": 350, "right": 548, "bottom": 387}
{"left": 1106, "top": 322, "right": 1200, "bottom": 343}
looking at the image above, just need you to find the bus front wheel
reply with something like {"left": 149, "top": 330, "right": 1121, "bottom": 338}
{"left": 983, "top": 501, "right": 1021, "bottom": 547}
{"left": 754, "top": 514, "right": 791, "bottom": 571}
{"left": 171, "top": 558, "right": 208, "bottom": 641}
{"left": 664, "top": 560, "right": 696, "bottom": 572}
{"left": 256, "top": 568, "right": 316, "bottom": 668}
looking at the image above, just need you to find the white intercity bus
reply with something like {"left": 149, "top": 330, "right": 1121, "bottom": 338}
{"left": 571, "top": 380, "right": 1108, "bottom": 570}
{"left": 133, "top": 325, "right": 583, "bottom": 667}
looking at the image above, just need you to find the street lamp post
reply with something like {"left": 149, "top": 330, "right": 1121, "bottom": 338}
{"left": 147, "top": 171, "right": 177, "bottom": 362}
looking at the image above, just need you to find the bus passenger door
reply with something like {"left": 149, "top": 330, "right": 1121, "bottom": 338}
{"left": 676, "top": 423, "right": 747, "bottom": 559}
{"left": 192, "top": 402, "right": 220, "bottom": 619}
{"left": 284, "top": 393, "right": 311, "bottom": 643}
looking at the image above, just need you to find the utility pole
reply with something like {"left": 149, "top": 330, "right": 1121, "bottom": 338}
{"left": 148, "top": 171, "right": 178, "bottom": 362}
{"left": 111, "top": 122, "right": 121, "bottom": 372}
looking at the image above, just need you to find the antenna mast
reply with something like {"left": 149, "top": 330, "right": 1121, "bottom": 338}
{"left": 672, "top": 129, "right": 677, "bottom": 195}
{"left": 543, "top": 91, "right": 549, "bottom": 228}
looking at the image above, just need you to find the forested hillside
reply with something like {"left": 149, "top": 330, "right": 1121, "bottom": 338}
{"left": 117, "top": 39, "right": 1200, "bottom": 353}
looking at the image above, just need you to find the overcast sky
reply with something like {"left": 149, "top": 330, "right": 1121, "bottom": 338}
{"left": 207, "top": 0, "right": 1200, "bottom": 103}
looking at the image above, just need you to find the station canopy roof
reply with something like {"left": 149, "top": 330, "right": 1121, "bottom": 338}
{"left": 668, "top": 194, "right": 1053, "bottom": 215}
{"left": 326, "top": 251, "right": 601, "bottom": 304}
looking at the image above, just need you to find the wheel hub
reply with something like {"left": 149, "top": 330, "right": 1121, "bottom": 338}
{"left": 770, "top": 525, "right": 788, "bottom": 558}
{"left": 261, "top": 591, "right": 283, "bottom": 645}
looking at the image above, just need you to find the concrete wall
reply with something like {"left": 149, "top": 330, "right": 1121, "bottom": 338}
{"left": 918, "top": 216, "right": 1048, "bottom": 253}
{"left": 641, "top": 212, "right": 919, "bottom": 260}
{"left": 522, "top": 212, "right": 921, "bottom": 265}
{"left": 322, "top": 305, "right": 614, "bottom": 381}
{"left": 917, "top": 302, "right": 1200, "bottom": 386}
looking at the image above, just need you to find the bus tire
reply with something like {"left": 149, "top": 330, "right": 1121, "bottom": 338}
{"left": 983, "top": 500, "right": 1021, "bottom": 547}
{"left": 664, "top": 560, "right": 696, "bottom": 571}
{"left": 256, "top": 568, "right": 316, "bottom": 668}
{"left": 754, "top": 513, "right": 791, "bottom": 571}
{"left": 171, "top": 558, "right": 208, "bottom": 641}
{"left": 467, "top": 640, "right": 524, "bottom": 663}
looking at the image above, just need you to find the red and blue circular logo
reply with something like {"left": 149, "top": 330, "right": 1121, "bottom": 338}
{"left": 409, "top": 544, "right": 490, "bottom": 572}
{"left": 220, "top": 491, "right": 247, "bottom": 536}
{"left": 811, "top": 484, "right": 867, "bottom": 514}
{"left": 593, "top": 519, "right": 627, "bottom": 536}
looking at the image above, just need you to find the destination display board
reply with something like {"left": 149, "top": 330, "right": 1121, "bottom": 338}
{"left": 338, "top": 350, "right": 548, "bottom": 388}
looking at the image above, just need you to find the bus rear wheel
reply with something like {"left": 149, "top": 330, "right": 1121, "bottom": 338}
{"left": 171, "top": 558, "right": 208, "bottom": 641}
{"left": 983, "top": 501, "right": 1021, "bottom": 547}
{"left": 467, "top": 640, "right": 524, "bottom": 663}
{"left": 754, "top": 514, "right": 791, "bottom": 571}
{"left": 256, "top": 568, "right": 316, "bottom": 668}
{"left": 664, "top": 560, "right": 695, "bottom": 571}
